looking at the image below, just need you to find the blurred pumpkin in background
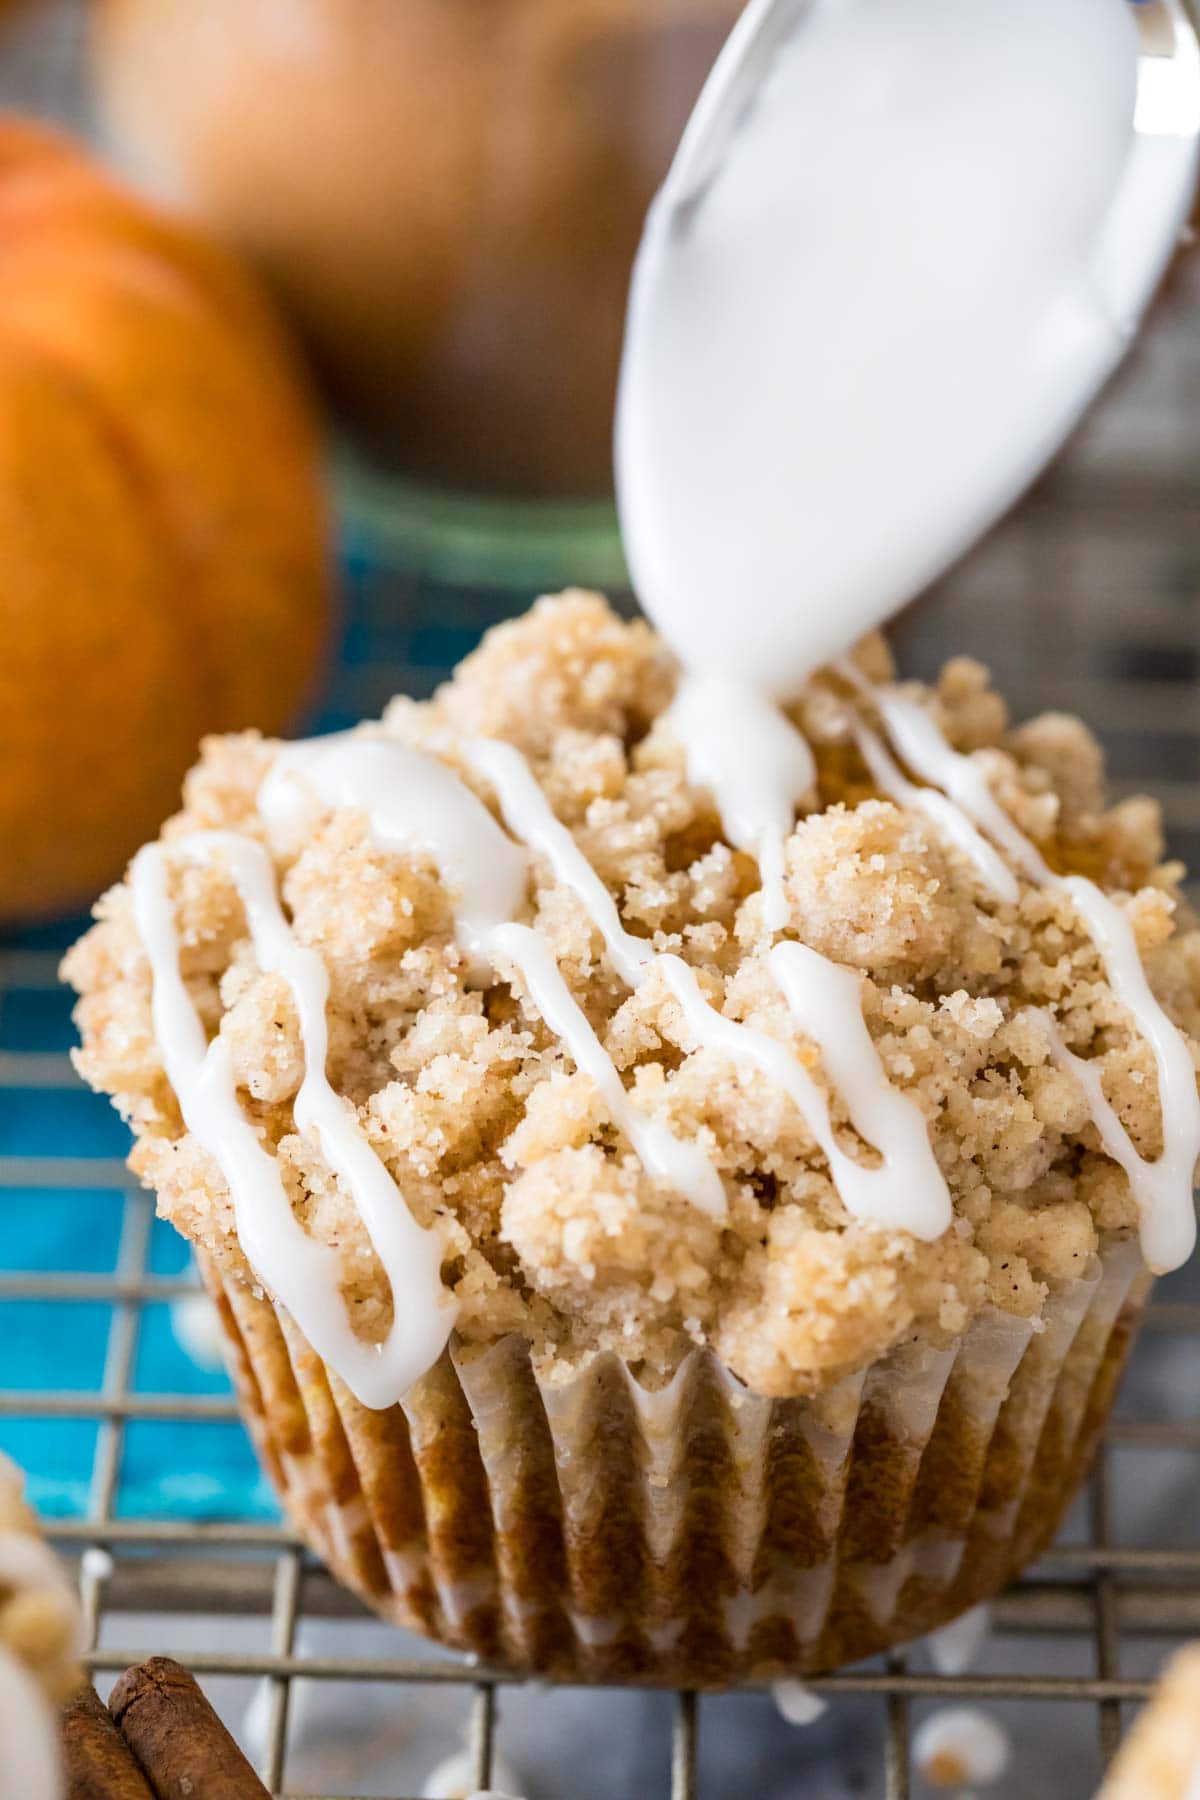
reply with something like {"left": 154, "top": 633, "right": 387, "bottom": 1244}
{"left": 90, "top": 0, "right": 742, "bottom": 498}
{"left": 0, "top": 117, "right": 331, "bottom": 923}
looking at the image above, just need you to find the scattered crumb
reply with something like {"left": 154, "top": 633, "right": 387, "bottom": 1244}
{"left": 923, "top": 1604, "right": 991, "bottom": 1678}
{"left": 170, "top": 1291, "right": 228, "bottom": 1372}
{"left": 772, "top": 1677, "right": 828, "bottom": 1726}
{"left": 78, "top": 1548, "right": 114, "bottom": 1585}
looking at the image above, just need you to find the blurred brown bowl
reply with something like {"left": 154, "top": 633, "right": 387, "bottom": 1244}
{"left": 91, "top": 0, "right": 741, "bottom": 498}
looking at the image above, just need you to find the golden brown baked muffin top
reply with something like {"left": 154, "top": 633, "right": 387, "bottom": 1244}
{"left": 65, "top": 593, "right": 1200, "bottom": 1398}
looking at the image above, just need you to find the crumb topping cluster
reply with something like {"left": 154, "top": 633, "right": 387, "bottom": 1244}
{"left": 65, "top": 594, "right": 1200, "bottom": 1397}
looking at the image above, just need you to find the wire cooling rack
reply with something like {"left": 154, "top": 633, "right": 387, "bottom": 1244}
{"left": 0, "top": 4, "right": 1198, "bottom": 1796}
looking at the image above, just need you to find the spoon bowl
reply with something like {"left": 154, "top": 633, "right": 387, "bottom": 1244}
{"left": 618, "top": 0, "right": 1200, "bottom": 685}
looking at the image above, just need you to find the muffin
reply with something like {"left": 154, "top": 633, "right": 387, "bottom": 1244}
{"left": 1099, "top": 1646, "right": 1200, "bottom": 1799}
{"left": 64, "top": 592, "right": 1200, "bottom": 1685}
{"left": 0, "top": 1453, "right": 82, "bottom": 1796}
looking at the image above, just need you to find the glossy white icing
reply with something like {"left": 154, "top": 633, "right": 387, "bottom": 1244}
{"left": 770, "top": 941, "right": 952, "bottom": 1238}
{"left": 912, "top": 1705, "right": 1011, "bottom": 1787}
{"left": 131, "top": 833, "right": 454, "bottom": 1410}
{"left": 468, "top": 736, "right": 952, "bottom": 1241}
{"left": 924, "top": 1602, "right": 991, "bottom": 1677}
{"left": 772, "top": 1677, "right": 828, "bottom": 1727}
{"left": 847, "top": 677, "right": 1200, "bottom": 1274}
{"left": 666, "top": 673, "right": 816, "bottom": 930}
{"left": 845, "top": 706, "right": 1019, "bottom": 906}
{"left": 264, "top": 737, "right": 724, "bottom": 1219}
{"left": 488, "top": 921, "right": 726, "bottom": 1221}
{"left": 610, "top": 0, "right": 1198, "bottom": 1283}
{"left": 849, "top": 678, "right": 1052, "bottom": 885}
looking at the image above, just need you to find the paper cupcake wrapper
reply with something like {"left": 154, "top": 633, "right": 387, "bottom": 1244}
{"left": 200, "top": 1233, "right": 1149, "bottom": 1685}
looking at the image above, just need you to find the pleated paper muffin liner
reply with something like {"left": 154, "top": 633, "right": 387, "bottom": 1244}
{"left": 200, "top": 1232, "right": 1149, "bottom": 1687}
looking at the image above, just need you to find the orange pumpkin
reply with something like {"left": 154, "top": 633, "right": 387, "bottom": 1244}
{"left": 0, "top": 119, "right": 331, "bottom": 922}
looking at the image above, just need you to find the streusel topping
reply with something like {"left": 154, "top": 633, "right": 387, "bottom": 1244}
{"left": 65, "top": 593, "right": 1200, "bottom": 1398}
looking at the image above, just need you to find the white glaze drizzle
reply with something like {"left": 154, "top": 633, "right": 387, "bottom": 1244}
{"left": 770, "top": 941, "right": 954, "bottom": 1231}
{"left": 262, "top": 738, "right": 726, "bottom": 1220}
{"left": 856, "top": 676, "right": 1052, "bottom": 885}
{"left": 132, "top": 640, "right": 1199, "bottom": 1427}
{"left": 78, "top": 1547, "right": 114, "bottom": 1584}
{"left": 259, "top": 735, "right": 529, "bottom": 982}
{"left": 845, "top": 708, "right": 1020, "bottom": 905}
{"left": 420, "top": 1747, "right": 525, "bottom": 1800}
{"left": 131, "top": 833, "right": 454, "bottom": 1409}
{"left": 843, "top": 671, "right": 1200, "bottom": 1274}
{"left": 134, "top": 736, "right": 725, "bottom": 1419}
{"left": 466, "top": 737, "right": 952, "bottom": 1241}
{"left": 668, "top": 948, "right": 950, "bottom": 1238}
{"left": 666, "top": 674, "right": 817, "bottom": 931}
{"left": 1032, "top": 952, "right": 1197, "bottom": 1274}
{"left": 464, "top": 736, "right": 651, "bottom": 988}
{"left": 487, "top": 921, "right": 726, "bottom": 1220}
{"left": 605, "top": 0, "right": 1197, "bottom": 1305}
{"left": 772, "top": 1677, "right": 828, "bottom": 1727}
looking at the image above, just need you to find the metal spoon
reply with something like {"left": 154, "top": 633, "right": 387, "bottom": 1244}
{"left": 619, "top": 0, "right": 1200, "bottom": 669}
{"left": 662, "top": 0, "right": 1198, "bottom": 384}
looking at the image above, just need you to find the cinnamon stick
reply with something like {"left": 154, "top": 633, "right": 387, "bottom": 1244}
{"left": 107, "top": 1658, "right": 269, "bottom": 1798}
{"left": 61, "top": 1683, "right": 155, "bottom": 1800}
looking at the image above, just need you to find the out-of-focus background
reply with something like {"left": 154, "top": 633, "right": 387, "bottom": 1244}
{"left": 0, "top": 3, "right": 1197, "bottom": 1797}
